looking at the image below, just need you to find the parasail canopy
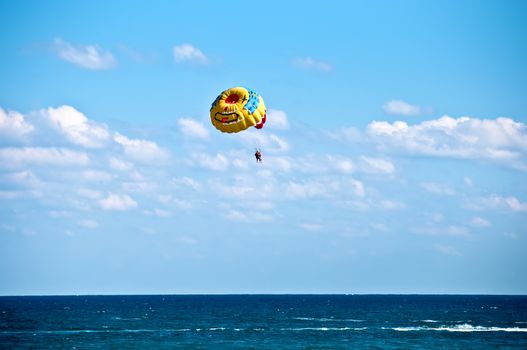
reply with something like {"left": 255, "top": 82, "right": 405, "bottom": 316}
{"left": 210, "top": 87, "right": 266, "bottom": 133}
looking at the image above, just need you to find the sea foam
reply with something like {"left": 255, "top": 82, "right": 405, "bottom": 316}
{"left": 389, "top": 324, "right": 527, "bottom": 332}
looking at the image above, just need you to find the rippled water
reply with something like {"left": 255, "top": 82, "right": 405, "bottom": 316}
{"left": 1, "top": 295, "right": 526, "bottom": 349}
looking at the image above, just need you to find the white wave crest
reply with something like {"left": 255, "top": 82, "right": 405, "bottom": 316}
{"left": 389, "top": 324, "right": 527, "bottom": 332}
{"left": 281, "top": 327, "right": 367, "bottom": 331}
{"left": 293, "top": 317, "right": 364, "bottom": 322}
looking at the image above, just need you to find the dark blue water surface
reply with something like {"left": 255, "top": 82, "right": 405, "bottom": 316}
{"left": 1, "top": 295, "right": 526, "bottom": 349}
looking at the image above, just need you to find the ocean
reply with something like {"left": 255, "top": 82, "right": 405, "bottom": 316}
{"left": 1, "top": 295, "right": 526, "bottom": 349}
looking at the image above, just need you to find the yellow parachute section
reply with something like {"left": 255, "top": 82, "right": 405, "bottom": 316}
{"left": 210, "top": 87, "right": 266, "bottom": 133}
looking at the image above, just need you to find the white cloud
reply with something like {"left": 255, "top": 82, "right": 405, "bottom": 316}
{"left": 379, "top": 200, "right": 405, "bottom": 210}
{"left": 108, "top": 157, "right": 134, "bottom": 171}
{"left": 327, "top": 156, "right": 354, "bottom": 174}
{"left": 285, "top": 181, "right": 329, "bottom": 199}
{"left": 269, "top": 134, "right": 289, "bottom": 152}
{"left": 226, "top": 208, "right": 273, "bottom": 222}
{"left": 349, "top": 178, "right": 366, "bottom": 197}
{"left": 76, "top": 188, "right": 102, "bottom": 199}
{"left": 420, "top": 182, "right": 456, "bottom": 196}
{"left": 192, "top": 152, "right": 229, "bottom": 171}
{"left": 153, "top": 208, "right": 171, "bottom": 217}
{"left": 329, "top": 127, "right": 363, "bottom": 143}
{"left": 99, "top": 193, "right": 138, "bottom": 211}
{"left": 53, "top": 38, "right": 116, "bottom": 70}
{"left": 464, "top": 195, "right": 527, "bottom": 212}
{"left": 171, "top": 176, "right": 202, "bottom": 191}
{"left": 77, "top": 220, "right": 99, "bottom": 229}
{"left": 471, "top": 217, "right": 491, "bottom": 227}
{"left": 173, "top": 44, "right": 208, "bottom": 64}
{"left": 122, "top": 181, "right": 157, "bottom": 194}
{"left": 1, "top": 170, "right": 40, "bottom": 185}
{"left": 414, "top": 225, "right": 469, "bottom": 237}
{"left": 435, "top": 244, "right": 462, "bottom": 256}
{"left": 292, "top": 57, "right": 332, "bottom": 72}
{"left": 264, "top": 156, "right": 292, "bottom": 171}
{"left": 227, "top": 209, "right": 249, "bottom": 222}
{"left": 174, "top": 198, "right": 192, "bottom": 209}
{"left": 113, "top": 132, "right": 170, "bottom": 163}
{"left": 0, "top": 107, "right": 34, "bottom": 140}
{"left": 0, "top": 147, "right": 89, "bottom": 167}
{"left": 367, "top": 116, "right": 527, "bottom": 168}
{"left": 383, "top": 99, "right": 421, "bottom": 116}
{"left": 360, "top": 156, "right": 395, "bottom": 174}
{"left": 99, "top": 193, "right": 137, "bottom": 211}
{"left": 464, "top": 176, "right": 473, "bottom": 187}
{"left": 266, "top": 110, "right": 289, "bottom": 130}
{"left": 177, "top": 118, "right": 210, "bottom": 139}
{"left": 44, "top": 105, "right": 110, "bottom": 148}
{"left": 232, "top": 158, "right": 250, "bottom": 170}
{"left": 81, "top": 170, "right": 113, "bottom": 182}
{"left": 504, "top": 197, "right": 527, "bottom": 212}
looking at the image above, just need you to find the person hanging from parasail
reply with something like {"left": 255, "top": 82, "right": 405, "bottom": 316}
{"left": 255, "top": 149, "right": 262, "bottom": 163}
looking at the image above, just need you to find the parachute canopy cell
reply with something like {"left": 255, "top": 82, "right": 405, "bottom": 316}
{"left": 210, "top": 87, "right": 267, "bottom": 133}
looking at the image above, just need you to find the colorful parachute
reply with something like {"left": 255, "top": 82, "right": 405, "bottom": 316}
{"left": 210, "top": 87, "right": 266, "bottom": 133}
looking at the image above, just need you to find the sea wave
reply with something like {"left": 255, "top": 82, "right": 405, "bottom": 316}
{"left": 293, "top": 317, "right": 364, "bottom": 322}
{"left": 281, "top": 327, "right": 367, "bottom": 331}
{"left": 0, "top": 328, "right": 192, "bottom": 335}
{"left": 387, "top": 324, "right": 527, "bottom": 332}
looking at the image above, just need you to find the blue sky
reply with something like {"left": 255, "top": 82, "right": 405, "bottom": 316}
{"left": 1, "top": 0, "right": 526, "bottom": 295}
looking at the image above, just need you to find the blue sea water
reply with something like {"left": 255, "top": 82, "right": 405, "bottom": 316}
{"left": 1, "top": 295, "right": 526, "bottom": 349}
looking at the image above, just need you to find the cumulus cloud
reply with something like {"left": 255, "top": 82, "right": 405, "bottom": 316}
{"left": 367, "top": 116, "right": 527, "bottom": 169}
{"left": 470, "top": 216, "right": 491, "bottom": 227}
{"left": 0, "top": 107, "right": 34, "bottom": 140}
{"left": 266, "top": 110, "right": 289, "bottom": 130}
{"left": 192, "top": 153, "right": 229, "bottom": 171}
{"left": 360, "top": 156, "right": 395, "bottom": 174}
{"left": 82, "top": 170, "right": 113, "bottom": 182}
{"left": 114, "top": 132, "right": 170, "bottom": 164}
{"left": 108, "top": 157, "right": 134, "bottom": 171}
{"left": 171, "top": 176, "right": 202, "bottom": 191}
{"left": 0, "top": 147, "right": 89, "bottom": 167}
{"left": 286, "top": 181, "right": 330, "bottom": 199}
{"left": 414, "top": 225, "right": 469, "bottom": 237}
{"left": 53, "top": 38, "right": 116, "bottom": 70}
{"left": 99, "top": 193, "right": 138, "bottom": 211}
{"left": 44, "top": 105, "right": 110, "bottom": 148}
{"left": 420, "top": 182, "right": 456, "bottom": 196}
{"left": 263, "top": 156, "right": 292, "bottom": 172}
{"left": 383, "top": 99, "right": 421, "bottom": 116}
{"left": 464, "top": 195, "right": 527, "bottom": 212}
{"left": 327, "top": 156, "right": 354, "bottom": 174}
{"left": 177, "top": 118, "right": 210, "bottom": 139}
{"left": 504, "top": 197, "right": 527, "bottom": 212}
{"left": 0, "top": 170, "right": 41, "bottom": 189}
{"left": 226, "top": 208, "right": 273, "bottom": 223}
{"left": 173, "top": 44, "right": 208, "bottom": 64}
{"left": 292, "top": 57, "right": 332, "bottom": 72}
